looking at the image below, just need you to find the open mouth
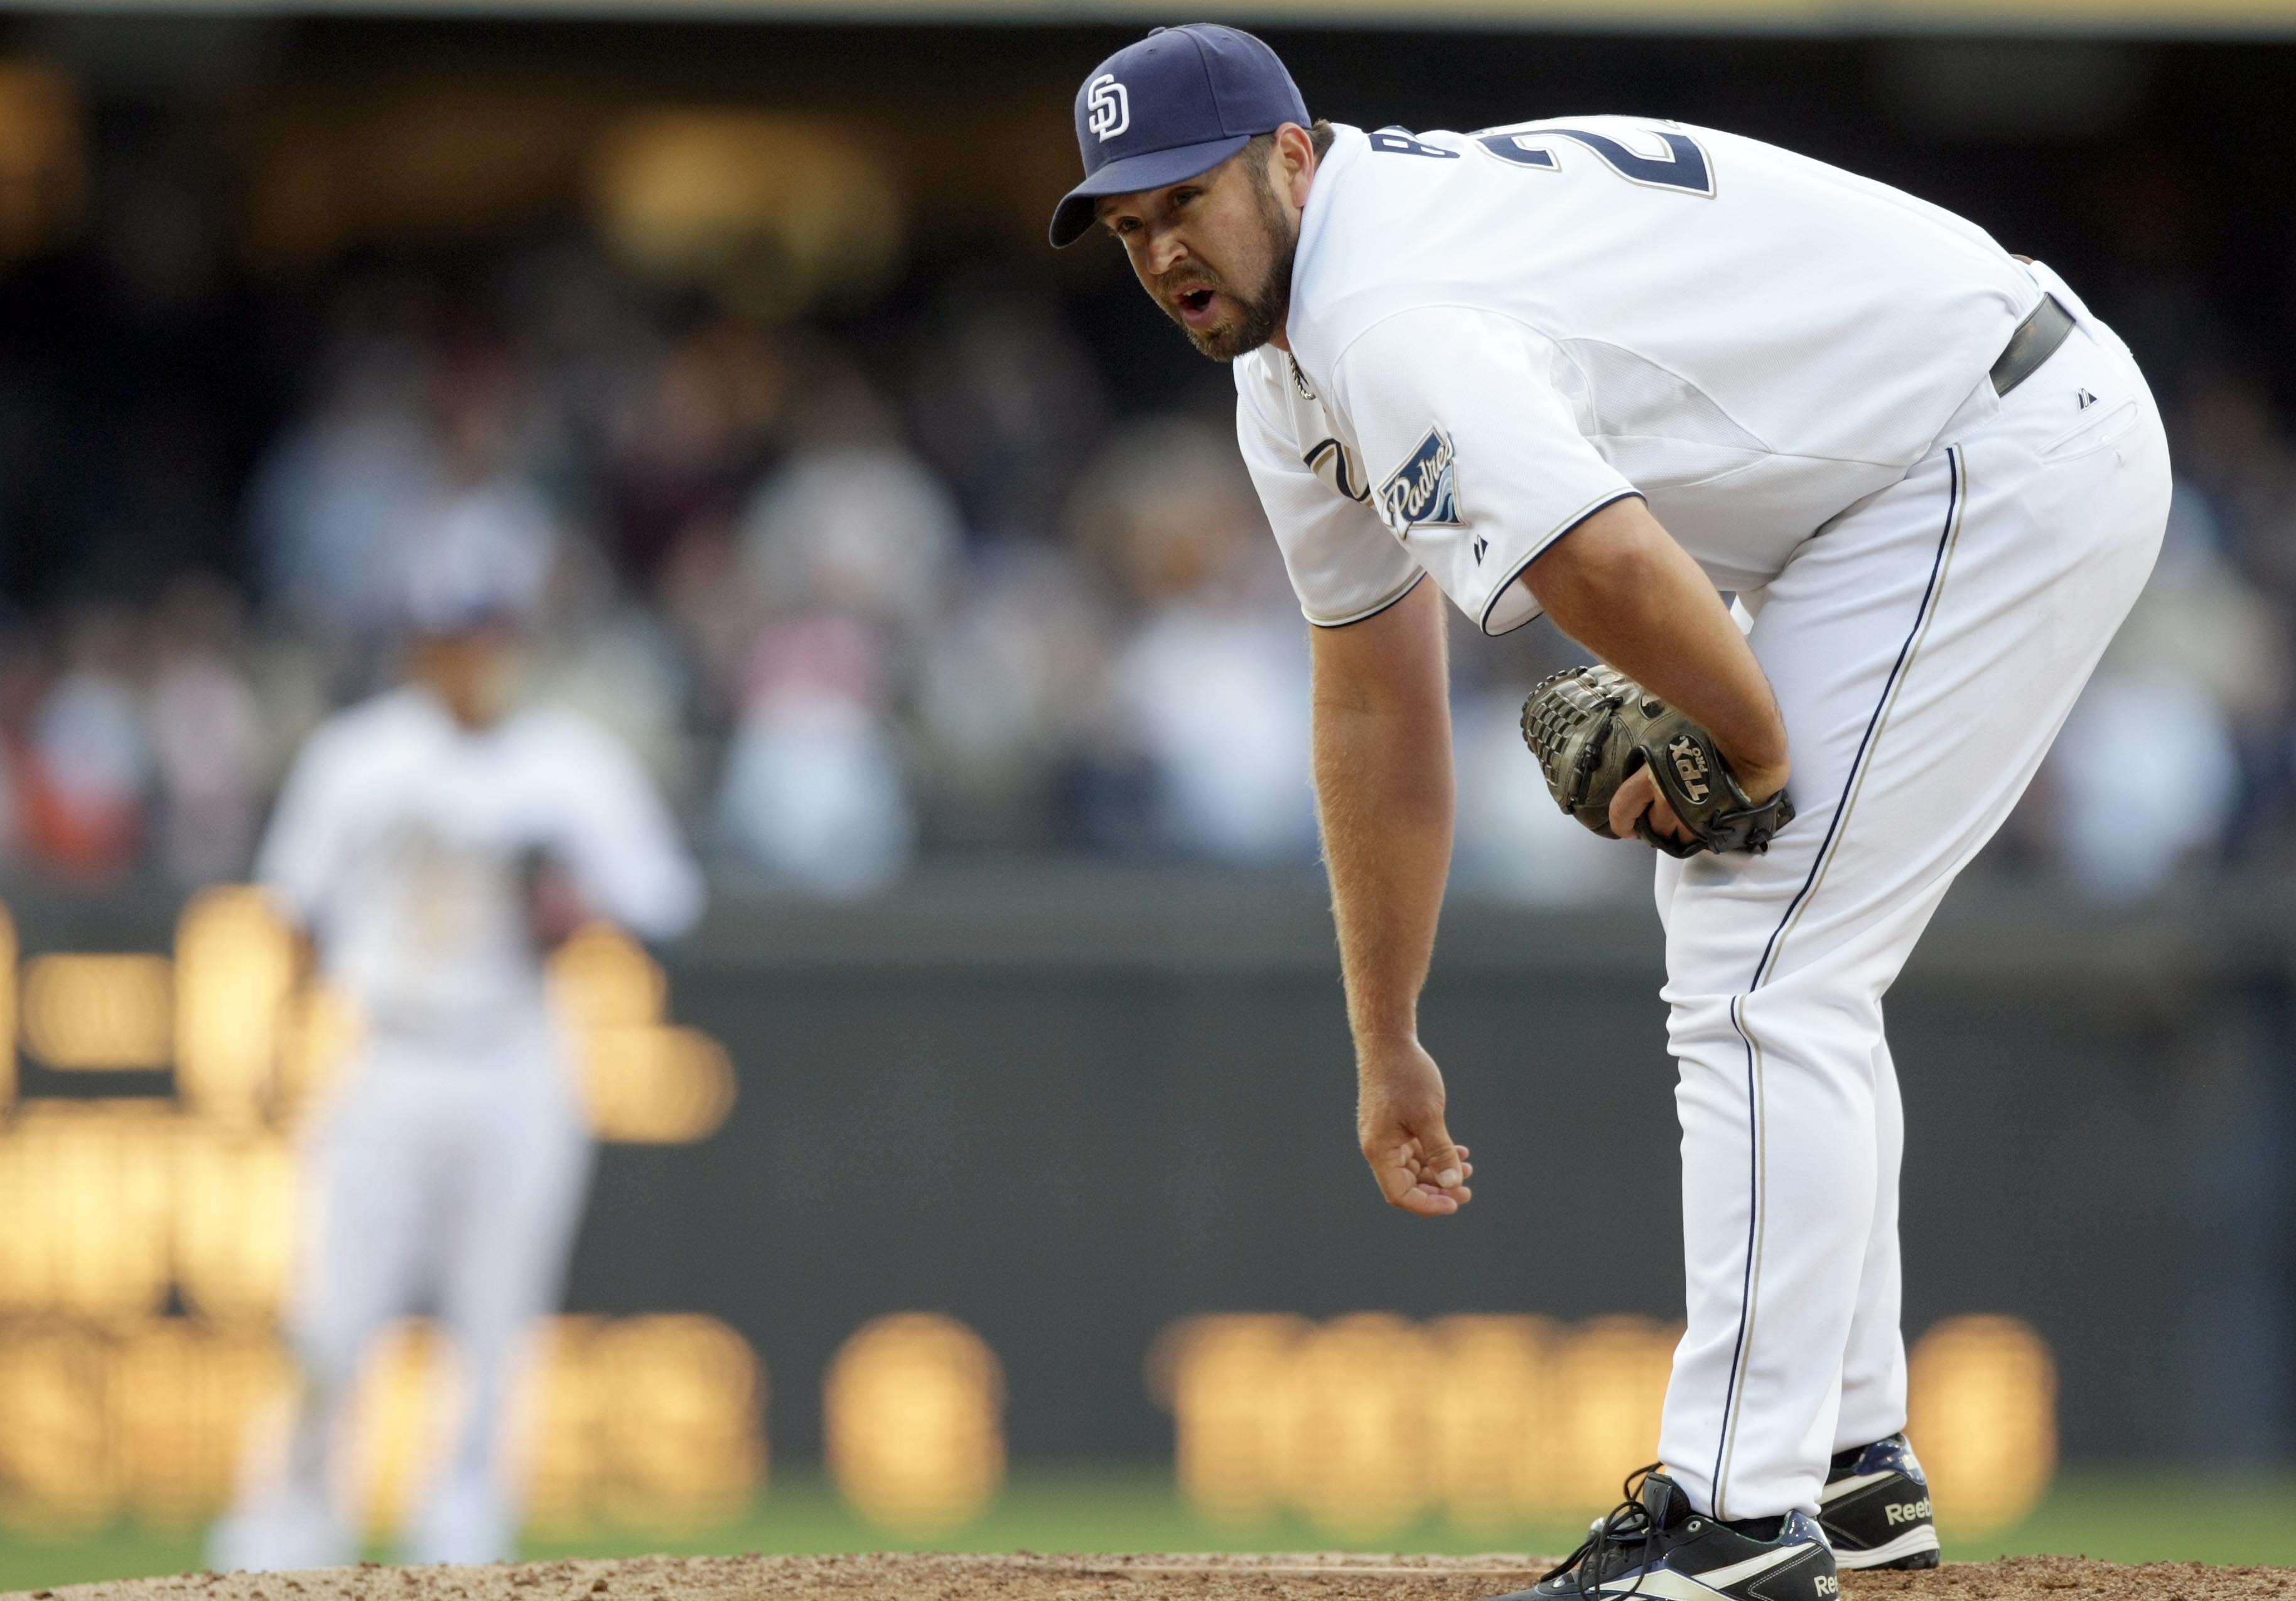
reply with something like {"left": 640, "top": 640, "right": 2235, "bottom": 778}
{"left": 1174, "top": 286, "right": 1219, "bottom": 326}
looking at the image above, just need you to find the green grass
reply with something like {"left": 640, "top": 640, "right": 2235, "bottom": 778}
{"left": 0, "top": 1524, "right": 208, "bottom": 1596}
{"left": 1, "top": 1465, "right": 2290, "bottom": 1594}
{"left": 1938, "top": 1466, "right": 2296, "bottom": 1566}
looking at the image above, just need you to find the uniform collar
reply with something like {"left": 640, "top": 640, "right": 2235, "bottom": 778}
{"left": 1285, "top": 122, "right": 1366, "bottom": 379}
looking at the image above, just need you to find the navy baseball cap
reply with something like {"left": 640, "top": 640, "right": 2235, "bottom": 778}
{"left": 1048, "top": 24, "right": 1309, "bottom": 248}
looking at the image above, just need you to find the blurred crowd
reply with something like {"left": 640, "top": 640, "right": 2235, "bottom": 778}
{"left": 2, "top": 228, "right": 2294, "bottom": 903}
{"left": 0, "top": 237, "right": 1355, "bottom": 898}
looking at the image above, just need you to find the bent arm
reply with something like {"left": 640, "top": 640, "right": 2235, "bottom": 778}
{"left": 1524, "top": 496, "right": 1790, "bottom": 798}
{"left": 1311, "top": 578, "right": 1472, "bottom": 1216}
{"left": 552, "top": 726, "right": 706, "bottom": 945}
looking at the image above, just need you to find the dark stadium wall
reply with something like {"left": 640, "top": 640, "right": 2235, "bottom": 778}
{"left": 558, "top": 873, "right": 2246, "bottom": 1467}
{"left": 0, "top": 870, "right": 2275, "bottom": 1465}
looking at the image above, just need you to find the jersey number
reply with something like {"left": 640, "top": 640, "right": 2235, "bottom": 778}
{"left": 1474, "top": 125, "right": 1713, "bottom": 196}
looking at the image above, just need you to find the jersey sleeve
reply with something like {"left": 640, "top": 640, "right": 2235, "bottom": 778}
{"left": 544, "top": 720, "right": 706, "bottom": 944}
{"left": 1235, "top": 364, "right": 1426, "bottom": 628}
{"left": 1329, "top": 307, "right": 1641, "bottom": 635}
{"left": 253, "top": 725, "right": 350, "bottom": 933}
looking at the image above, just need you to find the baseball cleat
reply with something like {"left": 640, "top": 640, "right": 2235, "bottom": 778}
{"left": 1819, "top": 1433, "right": 1941, "bottom": 1570}
{"left": 1482, "top": 1466, "right": 1840, "bottom": 1601}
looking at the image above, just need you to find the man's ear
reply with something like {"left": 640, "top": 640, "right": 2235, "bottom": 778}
{"left": 1275, "top": 122, "right": 1318, "bottom": 210}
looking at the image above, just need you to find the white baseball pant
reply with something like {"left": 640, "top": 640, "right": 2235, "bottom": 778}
{"left": 1651, "top": 270, "right": 2170, "bottom": 1521}
{"left": 212, "top": 1025, "right": 593, "bottom": 1570}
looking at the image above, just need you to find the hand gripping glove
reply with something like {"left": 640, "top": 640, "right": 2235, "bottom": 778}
{"left": 1519, "top": 665, "right": 1796, "bottom": 859}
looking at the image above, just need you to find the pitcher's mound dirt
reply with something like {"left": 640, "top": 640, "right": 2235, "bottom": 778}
{"left": 10, "top": 1551, "right": 2293, "bottom": 1601}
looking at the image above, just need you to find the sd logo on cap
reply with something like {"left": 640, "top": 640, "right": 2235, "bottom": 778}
{"left": 1049, "top": 24, "right": 1310, "bottom": 247}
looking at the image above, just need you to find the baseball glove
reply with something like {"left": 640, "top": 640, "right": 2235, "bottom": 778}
{"left": 1519, "top": 665, "right": 1796, "bottom": 859}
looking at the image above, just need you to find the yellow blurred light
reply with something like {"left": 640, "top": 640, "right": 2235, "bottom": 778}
{"left": 519, "top": 1314, "right": 764, "bottom": 1538}
{"left": 1152, "top": 1313, "right": 1310, "bottom": 1527}
{"left": 1907, "top": 1315, "right": 2056, "bottom": 1535}
{"left": 825, "top": 1313, "right": 1004, "bottom": 1537}
{"left": 111, "top": 1320, "right": 290, "bottom": 1528}
{"left": 21, "top": 954, "right": 174, "bottom": 1070}
{"left": 1548, "top": 1316, "right": 1678, "bottom": 1514}
{"left": 0, "top": 1102, "right": 176, "bottom": 1321}
{"left": 1278, "top": 1313, "right": 1432, "bottom": 1541}
{"left": 238, "top": 87, "right": 596, "bottom": 273}
{"left": 516, "top": 1315, "right": 606, "bottom": 1538}
{"left": 0, "top": 902, "right": 16, "bottom": 1115}
{"left": 551, "top": 925, "right": 735, "bottom": 1144}
{"left": 0, "top": 62, "right": 87, "bottom": 262}
{"left": 0, "top": 1322, "right": 114, "bottom": 1531}
{"left": 1155, "top": 1312, "right": 1684, "bottom": 1535}
{"left": 353, "top": 1315, "right": 767, "bottom": 1541}
{"left": 1428, "top": 1314, "right": 1560, "bottom": 1533}
{"left": 0, "top": 1313, "right": 764, "bottom": 1536}
{"left": 593, "top": 1315, "right": 765, "bottom": 1533}
{"left": 590, "top": 111, "right": 906, "bottom": 317}
{"left": 579, "top": 1027, "right": 736, "bottom": 1144}
{"left": 1161, "top": 1312, "right": 1492, "bottom": 1538}
{"left": 174, "top": 887, "right": 299, "bottom": 1124}
{"left": 549, "top": 924, "right": 667, "bottom": 1032}
{"left": 171, "top": 1124, "right": 296, "bottom": 1324}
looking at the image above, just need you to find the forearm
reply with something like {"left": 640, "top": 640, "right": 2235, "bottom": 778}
{"left": 1318, "top": 705, "right": 1452, "bottom": 1047}
{"left": 1526, "top": 500, "right": 1788, "bottom": 783}
{"left": 1313, "top": 657, "right": 1453, "bottom": 1050}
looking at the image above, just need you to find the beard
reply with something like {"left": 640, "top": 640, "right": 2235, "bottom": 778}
{"left": 1156, "top": 163, "right": 1298, "bottom": 362}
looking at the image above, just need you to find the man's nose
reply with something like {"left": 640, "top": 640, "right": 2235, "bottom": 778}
{"left": 1144, "top": 229, "right": 1191, "bottom": 277}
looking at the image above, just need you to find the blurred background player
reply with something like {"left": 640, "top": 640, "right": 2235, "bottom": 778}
{"left": 207, "top": 478, "right": 706, "bottom": 1571}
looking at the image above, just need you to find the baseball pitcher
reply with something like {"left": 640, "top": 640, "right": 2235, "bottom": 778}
{"left": 1052, "top": 24, "right": 2167, "bottom": 1600}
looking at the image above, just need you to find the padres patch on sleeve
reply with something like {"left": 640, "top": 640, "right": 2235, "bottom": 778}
{"left": 1379, "top": 426, "right": 1463, "bottom": 534}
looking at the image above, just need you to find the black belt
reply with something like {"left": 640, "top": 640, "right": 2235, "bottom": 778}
{"left": 1989, "top": 293, "right": 2075, "bottom": 397}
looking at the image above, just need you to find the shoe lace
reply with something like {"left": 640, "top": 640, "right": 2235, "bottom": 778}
{"left": 1539, "top": 1464, "right": 1667, "bottom": 1599}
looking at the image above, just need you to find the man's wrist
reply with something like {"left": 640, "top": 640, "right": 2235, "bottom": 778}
{"left": 1723, "top": 749, "right": 1791, "bottom": 803}
{"left": 1352, "top": 1025, "right": 1420, "bottom": 1063}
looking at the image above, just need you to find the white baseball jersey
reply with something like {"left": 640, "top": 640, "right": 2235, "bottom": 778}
{"left": 1232, "top": 114, "right": 2175, "bottom": 1526}
{"left": 259, "top": 687, "right": 704, "bottom": 1044}
{"left": 1237, "top": 119, "right": 2045, "bottom": 633}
